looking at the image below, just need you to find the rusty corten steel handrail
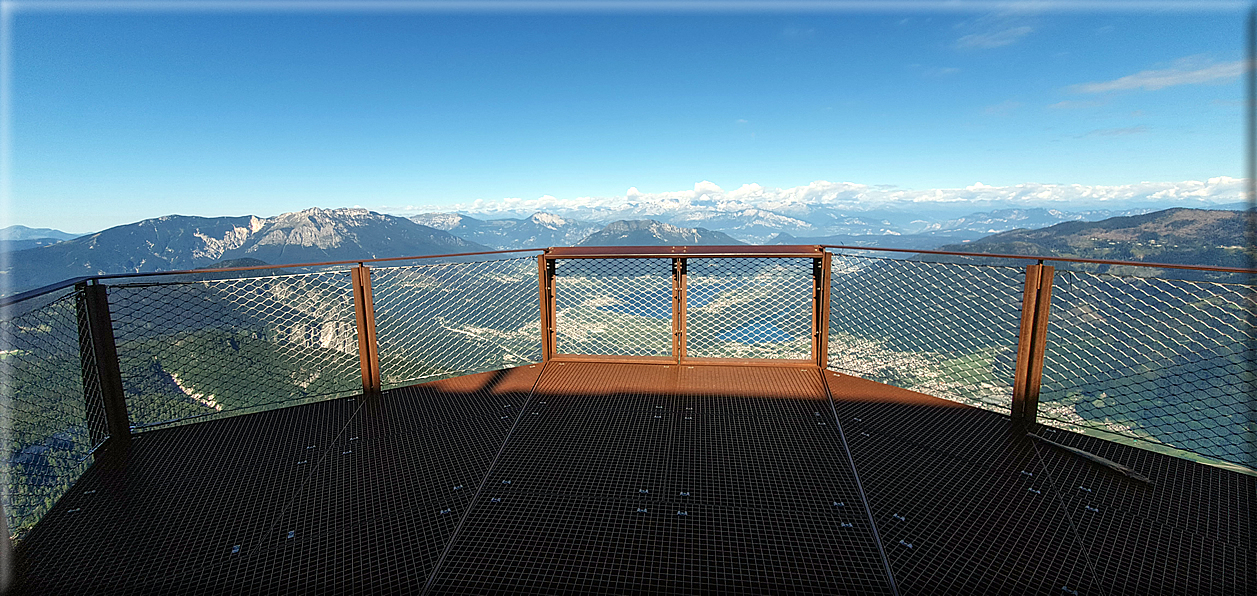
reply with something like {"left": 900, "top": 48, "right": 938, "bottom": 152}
{"left": 821, "top": 244, "right": 1257, "bottom": 275}
{"left": 546, "top": 245, "right": 824, "bottom": 259}
{"left": 0, "top": 249, "right": 548, "bottom": 306}
{"left": 5, "top": 242, "right": 1255, "bottom": 308}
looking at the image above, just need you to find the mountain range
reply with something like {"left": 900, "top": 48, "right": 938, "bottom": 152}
{"left": 576, "top": 220, "right": 742, "bottom": 247}
{"left": 409, "top": 212, "right": 600, "bottom": 250}
{"left": 935, "top": 208, "right": 1254, "bottom": 272}
{"left": 4, "top": 204, "right": 1251, "bottom": 296}
{"left": 0, "top": 225, "right": 82, "bottom": 253}
{"left": 2, "top": 208, "right": 484, "bottom": 294}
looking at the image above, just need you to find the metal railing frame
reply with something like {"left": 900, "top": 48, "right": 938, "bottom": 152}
{"left": 3, "top": 244, "right": 1253, "bottom": 459}
{"left": 540, "top": 246, "right": 826, "bottom": 367}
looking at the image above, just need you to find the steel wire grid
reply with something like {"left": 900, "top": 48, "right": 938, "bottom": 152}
{"left": 1038, "top": 271, "right": 1257, "bottom": 469}
{"left": 828, "top": 254, "right": 1025, "bottom": 412}
{"left": 554, "top": 258, "right": 673, "bottom": 357}
{"left": 108, "top": 270, "right": 361, "bottom": 430}
{"left": 0, "top": 288, "right": 107, "bottom": 539}
{"left": 685, "top": 258, "right": 813, "bottom": 359}
{"left": 370, "top": 257, "right": 542, "bottom": 389}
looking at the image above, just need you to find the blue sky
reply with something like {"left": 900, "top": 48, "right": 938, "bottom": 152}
{"left": 4, "top": 3, "right": 1250, "bottom": 232}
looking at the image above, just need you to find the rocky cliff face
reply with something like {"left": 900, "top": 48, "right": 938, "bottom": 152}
{"left": 4, "top": 208, "right": 487, "bottom": 295}
{"left": 576, "top": 220, "right": 744, "bottom": 247}
{"left": 410, "top": 212, "right": 600, "bottom": 249}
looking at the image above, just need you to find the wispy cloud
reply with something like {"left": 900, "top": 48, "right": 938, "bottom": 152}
{"left": 1082, "top": 125, "right": 1147, "bottom": 137}
{"left": 983, "top": 100, "right": 1021, "bottom": 115}
{"left": 956, "top": 25, "right": 1033, "bottom": 49}
{"left": 384, "top": 177, "right": 1246, "bottom": 219}
{"left": 1048, "top": 99, "right": 1106, "bottom": 109}
{"left": 1071, "top": 56, "right": 1247, "bottom": 93}
{"left": 925, "top": 66, "right": 961, "bottom": 77}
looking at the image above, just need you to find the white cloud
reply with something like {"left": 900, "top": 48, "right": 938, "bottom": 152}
{"left": 983, "top": 100, "right": 1021, "bottom": 115}
{"left": 1047, "top": 99, "right": 1106, "bottom": 109}
{"left": 956, "top": 26, "right": 1032, "bottom": 49}
{"left": 1071, "top": 56, "right": 1247, "bottom": 93}
{"left": 389, "top": 177, "right": 1246, "bottom": 220}
{"left": 1083, "top": 125, "right": 1147, "bottom": 137}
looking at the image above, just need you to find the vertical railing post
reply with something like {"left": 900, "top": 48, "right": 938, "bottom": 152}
{"left": 538, "top": 254, "right": 556, "bottom": 360}
{"left": 1012, "top": 264, "right": 1055, "bottom": 423}
{"left": 672, "top": 258, "right": 687, "bottom": 363}
{"left": 75, "top": 282, "right": 130, "bottom": 446}
{"left": 814, "top": 252, "right": 832, "bottom": 368}
{"left": 351, "top": 265, "right": 381, "bottom": 394}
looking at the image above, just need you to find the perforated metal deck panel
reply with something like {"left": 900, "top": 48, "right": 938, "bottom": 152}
{"left": 426, "top": 363, "right": 894, "bottom": 595}
{"left": 11, "top": 363, "right": 1255, "bottom": 595}
{"left": 825, "top": 369, "right": 1255, "bottom": 596}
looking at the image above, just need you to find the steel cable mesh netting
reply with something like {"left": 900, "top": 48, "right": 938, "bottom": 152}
{"left": 371, "top": 257, "right": 542, "bottom": 389}
{"left": 0, "top": 288, "right": 107, "bottom": 539}
{"left": 554, "top": 258, "right": 673, "bottom": 356}
{"left": 685, "top": 258, "right": 813, "bottom": 359}
{"left": 828, "top": 255, "right": 1026, "bottom": 412}
{"left": 108, "top": 271, "right": 361, "bottom": 429}
{"left": 1038, "top": 271, "right": 1256, "bottom": 468}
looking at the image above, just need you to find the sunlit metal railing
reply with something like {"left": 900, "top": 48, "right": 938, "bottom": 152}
{"left": 1, "top": 244, "right": 1253, "bottom": 540}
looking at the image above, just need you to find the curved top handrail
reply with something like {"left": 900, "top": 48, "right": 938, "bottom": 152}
{"left": 0, "top": 248, "right": 547, "bottom": 307}
{"left": 820, "top": 244, "right": 1257, "bottom": 275}
{"left": 3, "top": 243, "right": 1253, "bottom": 308}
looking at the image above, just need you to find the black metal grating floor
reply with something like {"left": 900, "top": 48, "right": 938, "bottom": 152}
{"left": 12, "top": 363, "right": 1254, "bottom": 595}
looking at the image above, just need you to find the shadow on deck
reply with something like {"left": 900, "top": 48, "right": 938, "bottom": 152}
{"left": 14, "top": 363, "right": 1254, "bottom": 595}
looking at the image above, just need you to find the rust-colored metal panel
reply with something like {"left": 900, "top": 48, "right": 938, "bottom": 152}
{"left": 680, "top": 357, "right": 817, "bottom": 368}
{"left": 1024, "top": 265, "right": 1055, "bottom": 424}
{"left": 823, "top": 368, "right": 969, "bottom": 409}
{"left": 1011, "top": 264, "right": 1042, "bottom": 420}
{"left": 550, "top": 354, "right": 679, "bottom": 366}
{"left": 546, "top": 245, "right": 823, "bottom": 259}
{"left": 676, "top": 363, "right": 828, "bottom": 400}
{"left": 418, "top": 362, "right": 546, "bottom": 397}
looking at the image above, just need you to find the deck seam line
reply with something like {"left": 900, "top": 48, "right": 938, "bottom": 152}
{"left": 818, "top": 368, "right": 902, "bottom": 596}
{"left": 421, "top": 362, "right": 549, "bottom": 595}
{"left": 250, "top": 395, "right": 369, "bottom": 557}
{"left": 1030, "top": 438, "right": 1111, "bottom": 596}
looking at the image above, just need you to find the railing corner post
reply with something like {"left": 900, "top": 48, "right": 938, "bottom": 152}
{"left": 351, "top": 265, "right": 381, "bottom": 394}
{"left": 538, "top": 255, "right": 556, "bottom": 361}
{"left": 672, "top": 257, "right": 687, "bottom": 363}
{"left": 76, "top": 282, "right": 130, "bottom": 447}
{"left": 1012, "top": 264, "right": 1055, "bottom": 423}
{"left": 813, "top": 254, "right": 832, "bottom": 368}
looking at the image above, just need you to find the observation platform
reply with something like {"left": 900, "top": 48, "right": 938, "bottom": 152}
{"left": 14, "top": 362, "right": 1253, "bottom": 595}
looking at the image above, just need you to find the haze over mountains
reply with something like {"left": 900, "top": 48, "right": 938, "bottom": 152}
{"left": 3, "top": 202, "right": 1251, "bottom": 296}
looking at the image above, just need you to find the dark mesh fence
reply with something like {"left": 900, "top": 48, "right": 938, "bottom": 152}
{"left": 108, "top": 271, "right": 361, "bottom": 429}
{"left": 1038, "top": 271, "right": 1256, "bottom": 468}
{"left": 0, "top": 287, "right": 106, "bottom": 539}
{"left": 686, "top": 257, "right": 812, "bottom": 359}
{"left": 828, "top": 255, "right": 1026, "bottom": 413}
{"left": 553, "top": 258, "right": 673, "bottom": 357}
{"left": 371, "top": 257, "right": 542, "bottom": 389}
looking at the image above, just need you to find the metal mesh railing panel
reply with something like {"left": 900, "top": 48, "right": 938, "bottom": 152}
{"left": 1039, "top": 272, "right": 1256, "bottom": 468}
{"left": 685, "top": 257, "right": 812, "bottom": 359}
{"left": 371, "top": 257, "right": 542, "bottom": 389}
{"left": 828, "top": 255, "right": 1025, "bottom": 412}
{"left": 109, "top": 271, "right": 361, "bottom": 429}
{"left": 0, "top": 288, "right": 104, "bottom": 539}
{"left": 554, "top": 258, "right": 673, "bottom": 357}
